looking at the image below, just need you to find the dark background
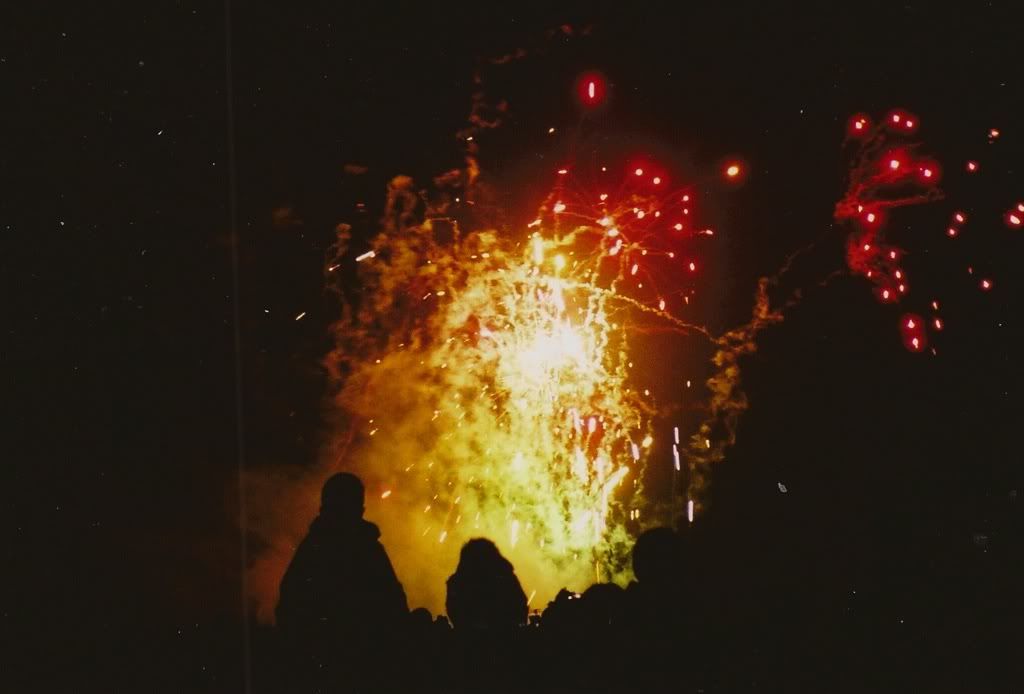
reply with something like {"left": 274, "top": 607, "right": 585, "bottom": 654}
{"left": 6, "top": 2, "right": 1021, "bottom": 690}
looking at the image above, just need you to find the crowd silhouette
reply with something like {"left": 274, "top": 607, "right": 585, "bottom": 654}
{"left": 251, "top": 472, "right": 1016, "bottom": 693}
{"left": 262, "top": 472, "right": 721, "bottom": 693}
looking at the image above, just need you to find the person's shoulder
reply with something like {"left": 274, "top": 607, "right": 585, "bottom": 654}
{"left": 358, "top": 519, "right": 382, "bottom": 541}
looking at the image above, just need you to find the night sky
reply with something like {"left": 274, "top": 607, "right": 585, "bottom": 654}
{"left": 7, "top": 3, "right": 1022, "bottom": 689}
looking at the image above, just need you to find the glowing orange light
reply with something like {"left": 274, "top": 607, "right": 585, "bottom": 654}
{"left": 553, "top": 202, "right": 566, "bottom": 213}
{"left": 688, "top": 261, "right": 696, "bottom": 272}
{"left": 557, "top": 168, "right": 568, "bottom": 175}
{"left": 599, "top": 193, "right": 608, "bottom": 201}
{"left": 381, "top": 490, "right": 392, "bottom": 499}
{"left": 889, "top": 159, "right": 900, "bottom": 170}
{"left": 989, "top": 128, "right": 1000, "bottom": 139}
{"left": 922, "top": 167, "right": 933, "bottom": 178}
{"left": 725, "top": 164, "right": 741, "bottom": 178}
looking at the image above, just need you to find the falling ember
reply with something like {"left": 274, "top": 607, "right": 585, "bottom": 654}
{"left": 686, "top": 499, "right": 694, "bottom": 523}
{"left": 725, "top": 163, "right": 741, "bottom": 178}
{"left": 966, "top": 160, "right": 978, "bottom": 172}
{"left": 981, "top": 279, "right": 992, "bottom": 290}
{"left": 355, "top": 250, "right": 376, "bottom": 262}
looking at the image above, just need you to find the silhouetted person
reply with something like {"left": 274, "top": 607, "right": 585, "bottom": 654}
{"left": 445, "top": 538, "right": 527, "bottom": 632}
{"left": 622, "top": 527, "right": 692, "bottom": 690}
{"left": 276, "top": 473, "right": 407, "bottom": 658}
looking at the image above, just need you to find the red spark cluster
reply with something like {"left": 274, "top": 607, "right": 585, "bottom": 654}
{"left": 835, "top": 110, "right": 1015, "bottom": 353}
{"left": 540, "top": 153, "right": 728, "bottom": 315}
{"left": 835, "top": 110, "right": 946, "bottom": 351}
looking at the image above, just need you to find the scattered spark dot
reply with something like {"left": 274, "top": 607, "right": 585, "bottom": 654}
{"left": 674, "top": 223, "right": 683, "bottom": 231}
{"left": 966, "top": 160, "right": 978, "bottom": 172}
{"left": 725, "top": 163, "right": 741, "bottom": 178}
{"left": 294, "top": 311, "right": 306, "bottom": 321}
{"left": 553, "top": 201, "right": 566, "bottom": 213}
{"left": 653, "top": 176, "right": 662, "bottom": 185}
{"left": 381, "top": 490, "right": 392, "bottom": 499}
{"left": 634, "top": 168, "right": 644, "bottom": 176}
{"left": 981, "top": 279, "right": 992, "bottom": 290}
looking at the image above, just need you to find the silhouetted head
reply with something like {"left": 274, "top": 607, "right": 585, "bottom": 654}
{"left": 457, "top": 538, "right": 509, "bottom": 574}
{"left": 632, "top": 527, "right": 681, "bottom": 584}
{"left": 320, "top": 472, "right": 365, "bottom": 520}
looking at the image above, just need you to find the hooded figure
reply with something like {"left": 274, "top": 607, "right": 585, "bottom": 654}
{"left": 445, "top": 538, "right": 527, "bottom": 632}
{"left": 276, "top": 473, "right": 408, "bottom": 646}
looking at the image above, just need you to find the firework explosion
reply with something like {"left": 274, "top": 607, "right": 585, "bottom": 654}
{"left": 321, "top": 157, "right": 716, "bottom": 611}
